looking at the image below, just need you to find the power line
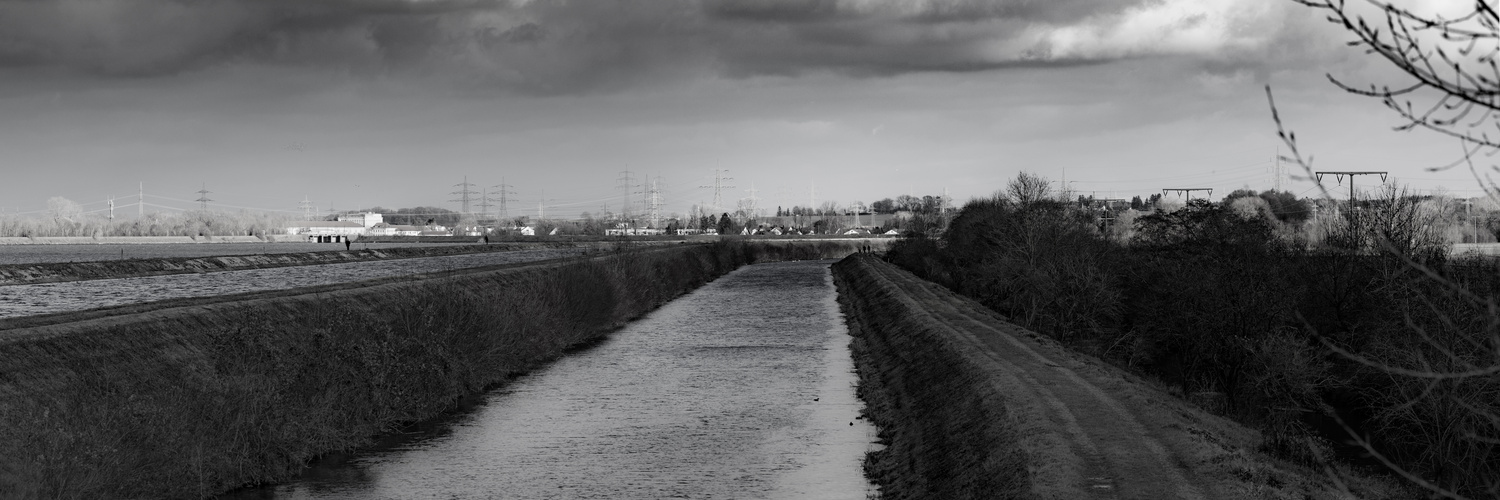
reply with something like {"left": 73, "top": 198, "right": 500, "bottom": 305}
{"left": 451, "top": 176, "right": 478, "bottom": 216}
{"left": 699, "top": 169, "right": 734, "bottom": 215}
{"left": 194, "top": 183, "right": 213, "bottom": 210}
{"left": 475, "top": 186, "right": 495, "bottom": 218}
{"left": 1314, "top": 171, "right": 1389, "bottom": 201}
{"left": 1162, "top": 188, "right": 1214, "bottom": 200}
{"left": 618, "top": 170, "right": 638, "bottom": 223}
{"left": 646, "top": 175, "right": 665, "bottom": 228}
{"left": 493, "top": 177, "right": 516, "bottom": 221}
{"left": 299, "top": 196, "right": 315, "bottom": 220}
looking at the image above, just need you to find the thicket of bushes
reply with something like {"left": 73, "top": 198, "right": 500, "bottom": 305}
{"left": 886, "top": 194, "right": 1500, "bottom": 495}
{"left": 0, "top": 240, "right": 864, "bottom": 499}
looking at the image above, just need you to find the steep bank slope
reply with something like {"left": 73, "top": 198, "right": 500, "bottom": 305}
{"left": 0, "top": 242, "right": 584, "bottom": 285}
{"left": 833, "top": 254, "right": 1402, "bottom": 499}
{"left": 0, "top": 241, "right": 862, "bottom": 499}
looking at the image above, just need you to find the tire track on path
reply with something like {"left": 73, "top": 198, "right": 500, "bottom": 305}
{"left": 861, "top": 258, "right": 1209, "bottom": 499}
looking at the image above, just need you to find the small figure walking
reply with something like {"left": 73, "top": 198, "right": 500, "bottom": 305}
{"left": 345, "top": 239, "right": 351, "bottom": 251}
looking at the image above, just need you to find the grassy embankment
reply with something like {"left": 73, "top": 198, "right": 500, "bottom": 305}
{"left": 0, "top": 240, "right": 862, "bottom": 499}
{"left": 833, "top": 255, "right": 1029, "bottom": 499}
{"left": 886, "top": 196, "right": 1500, "bottom": 496}
{"left": 0, "top": 242, "right": 584, "bottom": 285}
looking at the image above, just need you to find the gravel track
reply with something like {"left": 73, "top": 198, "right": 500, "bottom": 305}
{"left": 841, "top": 254, "right": 1393, "bottom": 499}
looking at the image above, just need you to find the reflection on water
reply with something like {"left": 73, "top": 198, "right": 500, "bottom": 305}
{"left": 222, "top": 260, "right": 879, "bottom": 500}
{"left": 0, "top": 248, "right": 585, "bottom": 318}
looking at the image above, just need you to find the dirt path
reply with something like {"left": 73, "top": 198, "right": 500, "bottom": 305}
{"left": 839, "top": 254, "right": 1397, "bottom": 500}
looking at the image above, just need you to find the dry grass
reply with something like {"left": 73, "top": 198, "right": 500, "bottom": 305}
{"left": 833, "top": 254, "right": 1030, "bottom": 500}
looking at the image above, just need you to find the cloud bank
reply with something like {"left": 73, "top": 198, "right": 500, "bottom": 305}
{"left": 0, "top": 0, "right": 1338, "bottom": 91}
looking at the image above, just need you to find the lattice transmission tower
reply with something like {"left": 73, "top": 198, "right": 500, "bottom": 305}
{"left": 700, "top": 169, "right": 735, "bottom": 215}
{"left": 493, "top": 177, "right": 517, "bottom": 221}
{"left": 451, "top": 176, "right": 478, "bottom": 216}
{"left": 195, "top": 183, "right": 213, "bottom": 210}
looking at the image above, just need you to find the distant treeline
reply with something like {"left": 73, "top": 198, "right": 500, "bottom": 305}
{"left": 885, "top": 173, "right": 1500, "bottom": 496}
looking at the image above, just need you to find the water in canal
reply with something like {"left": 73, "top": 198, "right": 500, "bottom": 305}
{"left": 223, "top": 260, "right": 879, "bottom": 500}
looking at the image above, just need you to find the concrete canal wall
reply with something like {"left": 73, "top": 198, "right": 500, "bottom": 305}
{"left": 0, "top": 241, "right": 864, "bottom": 499}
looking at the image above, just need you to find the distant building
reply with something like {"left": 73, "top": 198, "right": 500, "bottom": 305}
{"left": 336, "top": 212, "right": 383, "bottom": 229}
{"left": 390, "top": 225, "right": 423, "bottom": 236}
{"left": 285, "top": 220, "right": 364, "bottom": 237}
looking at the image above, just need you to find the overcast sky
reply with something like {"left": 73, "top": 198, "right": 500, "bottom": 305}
{"left": 0, "top": 0, "right": 1484, "bottom": 219}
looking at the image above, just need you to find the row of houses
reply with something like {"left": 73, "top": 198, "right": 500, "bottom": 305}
{"left": 284, "top": 213, "right": 449, "bottom": 241}
{"left": 286, "top": 212, "right": 900, "bottom": 241}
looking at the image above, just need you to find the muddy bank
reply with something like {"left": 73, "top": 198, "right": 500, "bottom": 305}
{"left": 833, "top": 254, "right": 1030, "bottom": 499}
{"left": 0, "top": 241, "right": 866, "bottom": 499}
{"left": 0, "top": 242, "right": 588, "bottom": 285}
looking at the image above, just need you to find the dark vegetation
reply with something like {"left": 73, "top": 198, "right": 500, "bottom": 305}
{"left": 0, "top": 240, "right": 864, "bottom": 499}
{"left": 1264, "top": 2, "right": 1500, "bottom": 494}
{"left": 885, "top": 192, "right": 1500, "bottom": 496}
{"left": 362, "top": 206, "right": 461, "bottom": 227}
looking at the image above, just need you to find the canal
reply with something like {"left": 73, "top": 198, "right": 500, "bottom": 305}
{"left": 222, "top": 259, "right": 879, "bottom": 499}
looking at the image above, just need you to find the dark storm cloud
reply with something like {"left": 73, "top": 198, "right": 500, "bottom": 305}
{"left": 702, "top": 0, "right": 1136, "bottom": 25}
{"left": 0, "top": 0, "right": 502, "bottom": 74}
{"left": 0, "top": 0, "right": 1321, "bottom": 91}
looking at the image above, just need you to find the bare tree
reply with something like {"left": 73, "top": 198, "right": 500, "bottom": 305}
{"left": 1276, "top": 2, "right": 1500, "bottom": 497}
{"left": 1291, "top": 0, "right": 1500, "bottom": 186}
{"left": 45, "top": 197, "right": 82, "bottom": 223}
{"left": 1005, "top": 171, "right": 1052, "bottom": 206}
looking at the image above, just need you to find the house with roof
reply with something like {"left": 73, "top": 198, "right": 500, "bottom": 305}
{"left": 284, "top": 220, "right": 365, "bottom": 237}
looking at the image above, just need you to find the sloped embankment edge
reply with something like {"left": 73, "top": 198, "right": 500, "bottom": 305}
{"left": 832, "top": 253, "right": 1031, "bottom": 499}
{"left": 0, "top": 242, "right": 582, "bottom": 286}
{"left": 0, "top": 243, "right": 763, "bottom": 499}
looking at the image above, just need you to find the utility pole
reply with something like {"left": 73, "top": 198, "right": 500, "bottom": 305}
{"left": 1162, "top": 188, "right": 1214, "bottom": 201}
{"left": 810, "top": 182, "right": 817, "bottom": 214}
{"left": 299, "top": 196, "right": 315, "bottom": 220}
{"left": 1314, "top": 171, "right": 1388, "bottom": 202}
{"left": 493, "top": 178, "right": 516, "bottom": 221}
{"left": 138, "top": 183, "right": 143, "bottom": 218}
{"left": 195, "top": 183, "right": 212, "bottom": 210}
{"left": 699, "top": 169, "right": 734, "bottom": 215}
{"left": 1273, "top": 146, "right": 1284, "bottom": 192}
{"left": 476, "top": 186, "right": 495, "bottom": 220}
{"left": 536, "top": 189, "right": 548, "bottom": 220}
{"left": 744, "top": 182, "right": 761, "bottom": 220}
{"left": 618, "top": 170, "right": 637, "bottom": 224}
{"left": 646, "top": 175, "right": 665, "bottom": 229}
{"left": 942, "top": 186, "right": 952, "bottom": 229}
{"left": 451, "top": 176, "right": 478, "bottom": 217}
{"left": 108, "top": 196, "right": 115, "bottom": 220}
